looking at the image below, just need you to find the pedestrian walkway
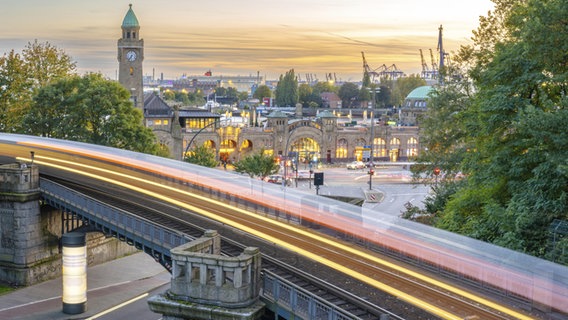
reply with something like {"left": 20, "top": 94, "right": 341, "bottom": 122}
{"left": 0, "top": 252, "right": 169, "bottom": 320}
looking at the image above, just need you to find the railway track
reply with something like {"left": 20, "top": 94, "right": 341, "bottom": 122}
{"left": 42, "top": 168, "right": 535, "bottom": 320}
{"left": 0, "top": 135, "right": 559, "bottom": 319}
{"left": 45, "top": 175, "right": 405, "bottom": 319}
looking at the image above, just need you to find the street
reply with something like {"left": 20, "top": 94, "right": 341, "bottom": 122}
{"left": 288, "top": 164, "right": 432, "bottom": 216}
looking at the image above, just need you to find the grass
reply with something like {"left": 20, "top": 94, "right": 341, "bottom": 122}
{"left": 0, "top": 283, "right": 14, "bottom": 296}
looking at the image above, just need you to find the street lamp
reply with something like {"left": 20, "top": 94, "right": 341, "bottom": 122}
{"left": 184, "top": 118, "right": 231, "bottom": 159}
{"left": 282, "top": 131, "right": 295, "bottom": 188}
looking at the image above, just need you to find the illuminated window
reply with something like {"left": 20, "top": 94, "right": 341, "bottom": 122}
{"left": 407, "top": 137, "right": 418, "bottom": 157}
{"left": 374, "top": 138, "right": 386, "bottom": 157}
{"left": 336, "top": 139, "right": 347, "bottom": 159}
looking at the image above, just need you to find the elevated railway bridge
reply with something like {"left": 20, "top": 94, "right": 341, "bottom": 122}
{"left": 1, "top": 133, "right": 566, "bottom": 320}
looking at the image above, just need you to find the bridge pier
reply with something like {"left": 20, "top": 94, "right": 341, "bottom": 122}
{"left": 148, "top": 230, "right": 265, "bottom": 320}
{"left": 0, "top": 162, "right": 60, "bottom": 286}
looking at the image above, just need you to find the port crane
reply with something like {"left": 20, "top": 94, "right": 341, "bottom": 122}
{"left": 361, "top": 52, "right": 404, "bottom": 83}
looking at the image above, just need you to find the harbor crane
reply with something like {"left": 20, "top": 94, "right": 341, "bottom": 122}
{"left": 361, "top": 51, "right": 404, "bottom": 83}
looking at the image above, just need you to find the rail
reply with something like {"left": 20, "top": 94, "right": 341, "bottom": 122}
{"left": 39, "top": 177, "right": 390, "bottom": 319}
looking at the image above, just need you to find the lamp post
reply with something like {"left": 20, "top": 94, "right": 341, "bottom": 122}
{"left": 184, "top": 118, "right": 230, "bottom": 160}
{"left": 282, "top": 131, "right": 295, "bottom": 188}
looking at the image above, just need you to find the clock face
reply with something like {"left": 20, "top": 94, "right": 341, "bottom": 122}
{"left": 126, "top": 50, "right": 137, "bottom": 61}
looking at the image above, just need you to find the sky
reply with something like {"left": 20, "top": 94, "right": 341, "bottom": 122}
{"left": 0, "top": 0, "right": 494, "bottom": 82}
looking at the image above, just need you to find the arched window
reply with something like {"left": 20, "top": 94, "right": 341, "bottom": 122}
{"left": 374, "top": 138, "right": 386, "bottom": 158}
{"left": 336, "top": 139, "right": 347, "bottom": 159}
{"left": 407, "top": 137, "right": 418, "bottom": 158}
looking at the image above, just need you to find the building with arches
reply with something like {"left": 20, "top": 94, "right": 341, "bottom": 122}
{"left": 144, "top": 93, "right": 421, "bottom": 164}
{"left": 118, "top": 5, "right": 422, "bottom": 164}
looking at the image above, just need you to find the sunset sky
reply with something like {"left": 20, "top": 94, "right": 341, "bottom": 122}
{"left": 0, "top": 0, "right": 494, "bottom": 82}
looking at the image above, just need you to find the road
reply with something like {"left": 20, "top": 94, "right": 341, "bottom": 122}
{"left": 293, "top": 165, "right": 432, "bottom": 216}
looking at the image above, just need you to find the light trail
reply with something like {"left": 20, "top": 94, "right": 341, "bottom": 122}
{"left": 20, "top": 155, "right": 534, "bottom": 320}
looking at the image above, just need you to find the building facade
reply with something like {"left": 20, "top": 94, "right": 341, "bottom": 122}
{"left": 118, "top": 6, "right": 422, "bottom": 164}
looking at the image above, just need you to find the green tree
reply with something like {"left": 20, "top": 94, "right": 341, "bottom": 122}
{"left": 237, "top": 91, "right": 249, "bottom": 103}
{"left": 362, "top": 70, "right": 371, "bottom": 88}
{"left": 298, "top": 83, "right": 313, "bottom": 108}
{"left": 184, "top": 143, "right": 218, "bottom": 167}
{"left": 391, "top": 74, "right": 426, "bottom": 107}
{"left": 274, "top": 69, "right": 298, "bottom": 107}
{"left": 23, "top": 73, "right": 167, "bottom": 156}
{"left": 175, "top": 91, "right": 190, "bottom": 105}
{"left": 338, "top": 82, "right": 360, "bottom": 108}
{"left": 188, "top": 90, "right": 206, "bottom": 107}
{"left": 0, "top": 40, "right": 76, "bottom": 132}
{"left": 375, "top": 85, "right": 391, "bottom": 108}
{"left": 253, "top": 85, "right": 271, "bottom": 100}
{"left": 233, "top": 149, "right": 279, "bottom": 180}
{"left": 415, "top": 0, "right": 568, "bottom": 261}
{"left": 313, "top": 81, "right": 337, "bottom": 94}
{"left": 163, "top": 90, "right": 175, "bottom": 101}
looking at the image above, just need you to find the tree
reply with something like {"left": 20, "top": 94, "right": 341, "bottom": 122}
{"left": 414, "top": 0, "right": 568, "bottom": 261}
{"left": 184, "top": 143, "right": 218, "bottom": 167}
{"left": 253, "top": 85, "right": 271, "bottom": 100}
{"left": 233, "top": 149, "right": 279, "bottom": 180}
{"left": 298, "top": 83, "right": 313, "bottom": 108}
{"left": 0, "top": 40, "right": 76, "bottom": 132}
{"left": 338, "top": 82, "right": 360, "bottom": 108}
{"left": 23, "top": 73, "right": 168, "bottom": 156}
{"left": 391, "top": 74, "right": 426, "bottom": 107}
{"left": 163, "top": 90, "right": 175, "bottom": 101}
{"left": 376, "top": 85, "right": 393, "bottom": 108}
{"left": 274, "top": 69, "right": 298, "bottom": 107}
{"left": 188, "top": 90, "right": 206, "bottom": 107}
{"left": 313, "top": 81, "right": 337, "bottom": 94}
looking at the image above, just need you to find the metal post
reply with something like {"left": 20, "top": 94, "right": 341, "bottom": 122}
{"left": 370, "top": 111, "right": 374, "bottom": 165}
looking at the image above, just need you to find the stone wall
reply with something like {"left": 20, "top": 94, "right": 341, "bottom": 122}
{"left": 0, "top": 163, "right": 138, "bottom": 287}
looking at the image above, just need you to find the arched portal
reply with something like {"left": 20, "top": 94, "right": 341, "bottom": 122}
{"left": 239, "top": 139, "right": 253, "bottom": 159}
{"left": 288, "top": 137, "right": 320, "bottom": 169}
{"left": 220, "top": 139, "right": 237, "bottom": 163}
{"left": 389, "top": 137, "right": 401, "bottom": 162}
{"left": 336, "top": 139, "right": 348, "bottom": 159}
{"left": 289, "top": 137, "right": 319, "bottom": 160}
{"left": 353, "top": 138, "right": 367, "bottom": 161}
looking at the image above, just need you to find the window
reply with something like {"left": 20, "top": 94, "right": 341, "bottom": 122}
{"left": 374, "top": 138, "right": 386, "bottom": 157}
{"left": 336, "top": 139, "right": 347, "bottom": 159}
{"left": 407, "top": 137, "right": 418, "bottom": 157}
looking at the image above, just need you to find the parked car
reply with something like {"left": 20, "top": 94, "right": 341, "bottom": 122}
{"left": 346, "top": 161, "right": 365, "bottom": 170}
{"left": 266, "top": 175, "right": 283, "bottom": 184}
{"left": 265, "top": 175, "right": 292, "bottom": 185}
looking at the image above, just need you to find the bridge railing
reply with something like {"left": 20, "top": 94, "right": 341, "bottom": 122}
{"left": 40, "top": 178, "right": 372, "bottom": 319}
{"left": 40, "top": 178, "right": 189, "bottom": 270}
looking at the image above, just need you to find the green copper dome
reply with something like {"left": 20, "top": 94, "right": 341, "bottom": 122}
{"left": 406, "top": 86, "right": 433, "bottom": 100}
{"left": 122, "top": 4, "right": 139, "bottom": 28}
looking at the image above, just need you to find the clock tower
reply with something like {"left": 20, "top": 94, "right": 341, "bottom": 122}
{"left": 118, "top": 4, "right": 144, "bottom": 112}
